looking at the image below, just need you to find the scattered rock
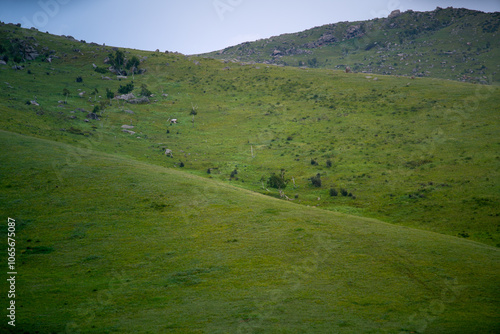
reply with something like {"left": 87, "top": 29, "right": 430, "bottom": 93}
{"left": 121, "top": 125, "right": 134, "bottom": 129}
{"left": 124, "top": 109, "right": 134, "bottom": 114}
{"left": 128, "top": 97, "right": 150, "bottom": 104}
{"left": 114, "top": 93, "right": 136, "bottom": 101}
{"left": 0, "top": 60, "right": 6, "bottom": 65}
{"left": 122, "top": 129, "right": 136, "bottom": 135}
{"left": 30, "top": 100, "right": 39, "bottom": 106}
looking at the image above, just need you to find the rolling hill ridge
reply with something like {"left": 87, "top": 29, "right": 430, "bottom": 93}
{"left": 200, "top": 7, "right": 500, "bottom": 84}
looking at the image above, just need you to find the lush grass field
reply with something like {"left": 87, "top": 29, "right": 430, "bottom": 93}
{"left": 0, "top": 130, "right": 499, "bottom": 333}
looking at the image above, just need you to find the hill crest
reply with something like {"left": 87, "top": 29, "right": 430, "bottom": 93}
{"left": 200, "top": 7, "right": 500, "bottom": 84}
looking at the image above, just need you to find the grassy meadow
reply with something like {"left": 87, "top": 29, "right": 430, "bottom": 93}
{"left": 0, "top": 130, "right": 499, "bottom": 333}
{"left": 0, "top": 23, "right": 499, "bottom": 333}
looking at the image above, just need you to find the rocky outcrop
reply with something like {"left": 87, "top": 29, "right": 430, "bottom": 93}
{"left": 388, "top": 10, "right": 401, "bottom": 19}
{"left": 344, "top": 24, "right": 364, "bottom": 40}
{"left": 9, "top": 38, "right": 40, "bottom": 61}
{"left": 302, "top": 33, "right": 338, "bottom": 49}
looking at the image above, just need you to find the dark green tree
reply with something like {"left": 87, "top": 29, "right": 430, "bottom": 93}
{"left": 126, "top": 55, "right": 140, "bottom": 72}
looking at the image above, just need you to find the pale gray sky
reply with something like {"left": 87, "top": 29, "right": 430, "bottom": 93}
{"left": 1, "top": 0, "right": 499, "bottom": 54}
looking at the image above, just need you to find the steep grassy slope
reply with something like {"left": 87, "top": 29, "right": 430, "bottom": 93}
{"left": 201, "top": 7, "right": 500, "bottom": 84}
{"left": 0, "top": 130, "right": 499, "bottom": 333}
{"left": 0, "top": 22, "right": 499, "bottom": 249}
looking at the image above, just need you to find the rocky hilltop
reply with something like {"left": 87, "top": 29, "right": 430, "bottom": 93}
{"left": 200, "top": 7, "right": 500, "bottom": 84}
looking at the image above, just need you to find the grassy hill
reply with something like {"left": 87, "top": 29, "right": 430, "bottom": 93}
{"left": 1, "top": 130, "right": 499, "bottom": 333}
{"left": 200, "top": 7, "right": 500, "bottom": 84}
{"left": 0, "top": 22, "right": 498, "bottom": 246}
{"left": 0, "top": 21, "right": 499, "bottom": 333}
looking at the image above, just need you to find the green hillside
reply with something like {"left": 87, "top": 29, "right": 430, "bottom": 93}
{"left": 0, "top": 20, "right": 499, "bottom": 333}
{"left": 1, "top": 130, "right": 499, "bottom": 333}
{"left": 200, "top": 7, "right": 500, "bottom": 84}
{"left": 0, "top": 22, "right": 498, "bottom": 246}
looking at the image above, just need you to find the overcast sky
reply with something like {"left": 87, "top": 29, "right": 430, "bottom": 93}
{"left": 1, "top": 0, "right": 499, "bottom": 55}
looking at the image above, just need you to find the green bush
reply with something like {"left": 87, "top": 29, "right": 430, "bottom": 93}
{"left": 140, "top": 84, "right": 152, "bottom": 97}
{"left": 267, "top": 173, "right": 287, "bottom": 189}
{"left": 118, "top": 82, "right": 134, "bottom": 94}
{"left": 94, "top": 66, "right": 108, "bottom": 74}
{"left": 310, "top": 173, "right": 322, "bottom": 187}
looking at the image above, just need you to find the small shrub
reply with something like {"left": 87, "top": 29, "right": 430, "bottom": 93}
{"left": 230, "top": 169, "right": 238, "bottom": 178}
{"left": 76, "top": 76, "right": 83, "bottom": 83}
{"left": 311, "top": 158, "right": 318, "bottom": 166}
{"left": 267, "top": 173, "right": 287, "bottom": 189}
{"left": 140, "top": 83, "right": 152, "bottom": 97}
{"left": 118, "top": 82, "right": 134, "bottom": 94}
{"left": 329, "top": 188, "right": 338, "bottom": 196}
{"left": 326, "top": 159, "right": 332, "bottom": 168}
{"left": 94, "top": 66, "right": 108, "bottom": 74}
{"left": 179, "top": 162, "right": 185, "bottom": 168}
{"left": 340, "top": 188, "right": 348, "bottom": 196}
{"left": 106, "top": 88, "right": 114, "bottom": 100}
{"left": 310, "top": 173, "right": 322, "bottom": 187}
